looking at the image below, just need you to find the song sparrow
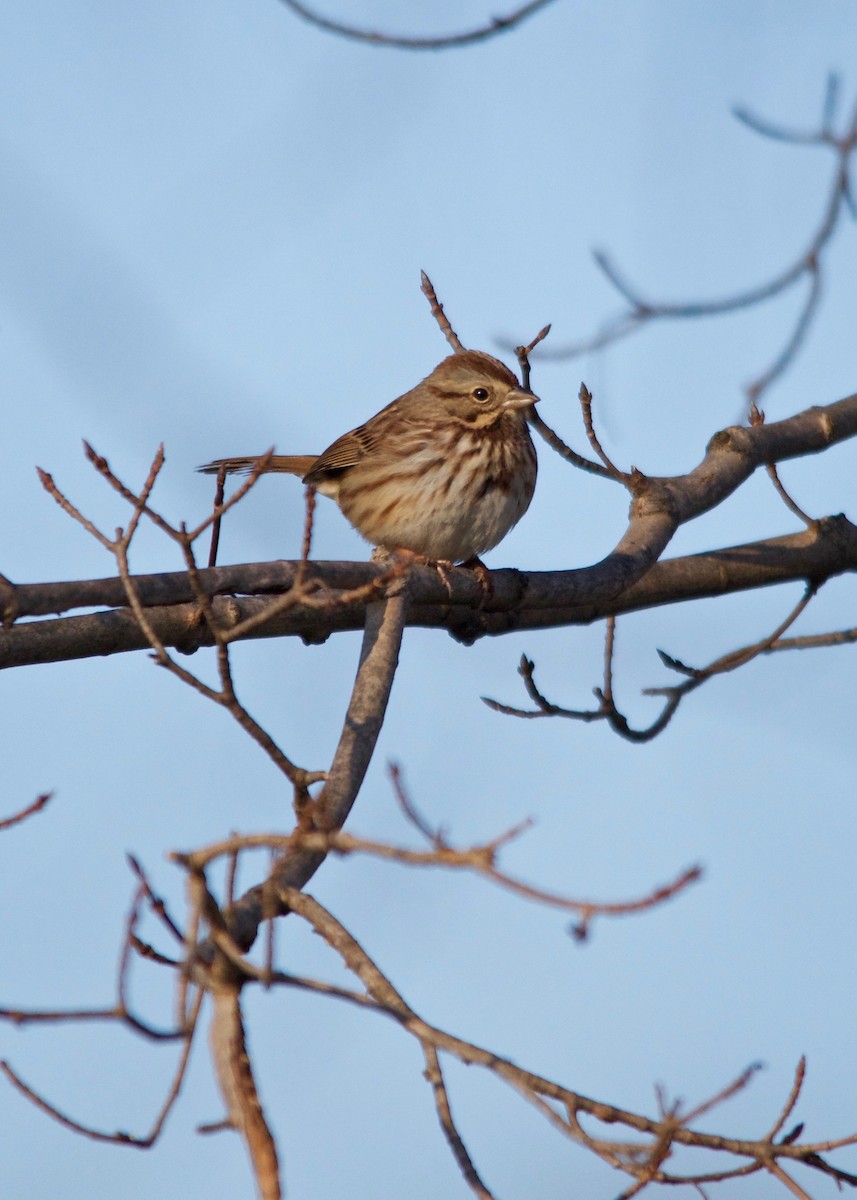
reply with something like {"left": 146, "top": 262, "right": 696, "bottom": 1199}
{"left": 200, "top": 350, "right": 539, "bottom": 563}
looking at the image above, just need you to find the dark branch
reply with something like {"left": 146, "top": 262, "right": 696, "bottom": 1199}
{"left": 278, "top": 0, "right": 557, "bottom": 50}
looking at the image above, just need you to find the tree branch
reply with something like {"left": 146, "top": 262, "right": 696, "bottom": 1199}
{"left": 3, "top": 515, "right": 856, "bottom": 669}
{"left": 277, "top": 0, "right": 557, "bottom": 50}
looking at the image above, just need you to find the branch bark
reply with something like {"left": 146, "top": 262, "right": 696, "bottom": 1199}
{"left": 223, "top": 590, "right": 408, "bottom": 952}
{"left": 2, "top": 389, "right": 854, "bottom": 668}
{"left": 2, "top": 517, "right": 856, "bottom": 669}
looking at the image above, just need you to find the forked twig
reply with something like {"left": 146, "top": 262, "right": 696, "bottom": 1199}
{"left": 543, "top": 77, "right": 857, "bottom": 410}
{"left": 514, "top": 325, "right": 622, "bottom": 479}
{"left": 267, "top": 888, "right": 857, "bottom": 1191}
{"left": 578, "top": 383, "right": 627, "bottom": 479}
{"left": 487, "top": 582, "right": 821, "bottom": 742}
{"left": 422, "top": 1045, "right": 496, "bottom": 1199}
{"left": 0, "top": 987, "right": 202, "bottom": 1147}
{"left": 43, "top": 443, "right": 329, "bottom": 801}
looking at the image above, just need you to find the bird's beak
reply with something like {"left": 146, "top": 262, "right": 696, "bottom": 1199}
{"left": 503, "top": 388, "right": 540, "bottom": 411}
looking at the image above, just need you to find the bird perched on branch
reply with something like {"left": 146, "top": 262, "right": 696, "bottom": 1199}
{"left": 200, "top": 350, "right": 539, "bottom": 565}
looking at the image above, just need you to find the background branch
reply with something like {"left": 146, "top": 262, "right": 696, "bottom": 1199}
{"left": 278, "top": 0, "right": 557, "bottom": 50}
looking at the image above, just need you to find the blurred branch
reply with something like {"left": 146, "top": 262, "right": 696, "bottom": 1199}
{"left": 1, "top": 874, "right": 201, "bottom": 1145}
{"left": 542, "top": 77, "right": 857, "bottom": 408}
{"left": 265, "top": 887, "right": 857, "bottom": 1193}
{"left": 1, "top": 987, "right": 202, "bottom": 1148}
{"left": 278, "top": 0, "right": 557, "bottom": 50}
{"left": 171, "top": 826, "right": 701, "bottom": 945}
{"left": 422, "top": 1044, "right": 495, "bottom": 1199}
{"left": 207, "top": 983, "right": 281, "bottom": 1200}
{"left": 0, "top": 790, "right": 53, "bottom": 831}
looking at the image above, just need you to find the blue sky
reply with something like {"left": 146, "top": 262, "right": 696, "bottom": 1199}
{"left": 1, "top": 3, "right": 856, "bottom": 1197}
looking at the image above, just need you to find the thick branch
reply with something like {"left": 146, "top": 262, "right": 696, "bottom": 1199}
{"left": 2, "top": 518, "right": 856, "bottom": 669}
{"left": 1, "top": 387, "right": 854, "bottom": 670}
{"left": 224, "top": 592, "right": 408, "bottom": 953}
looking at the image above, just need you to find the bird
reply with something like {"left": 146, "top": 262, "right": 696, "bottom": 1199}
{"left": 200, "top": 349, "right": 539, "bottom": 565}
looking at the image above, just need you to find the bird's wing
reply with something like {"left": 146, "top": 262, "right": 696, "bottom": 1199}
{"left": 304, "top": 423, "right": 377, "bottom": 480}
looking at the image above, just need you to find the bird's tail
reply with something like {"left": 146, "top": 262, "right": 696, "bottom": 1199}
{"left": 198, "top": 455, "right": 317, "bottom": 478}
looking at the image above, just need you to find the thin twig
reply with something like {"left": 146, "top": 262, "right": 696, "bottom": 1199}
{"left": 279, "top": 0, "right": 557, "bottom": 51}
{"left": 488, "top": 582, "right": 822, "bottom": 742}
{"left": 422, "top": 1045, "right": 496, "bottom": 1199}
{"left": 208, "top": 464, "right": 228, "bottom": 568}
{"left": 766, "top": 1058, "right": 807, "bottom": 1143}
{"left": 420, "top": 271, "right": 465, "bottom": 351}
{"left": 514, "top": 322, "right": 552, "bottom": 391}
{"left": 528, "top": 406, "right": 611, "bottom": 476}
{"left": 271, "top": 889, "right": 857, "bottom": 1185}
{"left": 0, "top": 988, "right": 201, "bottom": 1147}
{"left": 388, "top": 761, "right": 447, "bottom": 847}
{"left": 126, "top": 854, "right": 185, "bottom": 944}
{"left": 543, "top": 78, "right": 857, "bottom": 409}
{"left": 175, "top": 822, "right": 700, "bottom": 936}
{"left": 0, "top": 791, "right": 53, "bottom": 832}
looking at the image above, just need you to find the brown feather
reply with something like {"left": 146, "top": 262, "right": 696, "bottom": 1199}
{"left": 197, "top": 349, "right": 539, "bottom": 560}
{"left": 199, "top": 455, "right": 317, "bottom": 477}
{"left": 304, "top": 426, "right": 376, "bottom": 480}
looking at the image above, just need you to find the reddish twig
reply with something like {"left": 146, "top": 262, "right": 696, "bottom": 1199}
{"left": 0, "top": 791, "right": 53, "bottom": 832}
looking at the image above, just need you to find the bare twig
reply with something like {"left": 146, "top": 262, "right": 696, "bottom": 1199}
{"left": 513, "top": 324, "right": 616, "bottom": 478}
{"left": 529, "top": 405, "right": 615, "bottom": 476}
{"left": 681, "top": 1063, "right": 763, "bottom": 1125}
{"left": 765, "top": 1058, "right": 807, "bottom": 1143}
{"left": 578, "top": 383, "right": 627, "bottom": 479}
{"left": 126, "top": 853, "right": 185, "bottom": 945}
{"left": 514, "top": 322, "right": 552, "bottom": 391}
{"left": 420, "top": 271, "right": 465, "bottom": 351}
{"left": 0, "top": 1004, "right": 123, "bottom": 1026}
{"left": 279, "top": 0, "right": 557, "bottom": 50}
{"left": 422, "top": 1044, "right": 496, "bottom": 1199}
{"left": 271, "top": 888, "right": 857, "bottom": 1188}
{"left": 487, "top": 582, "right": 822, "bottom": 741}
{"left": 767, "top": 624, "right": 857, "bottom": 653}
{"left": 175, "top": 822, "right": 700, "bottom": 933}
{"left": 544, "top": 78, "right": 857, "bottom": 408}
{"left": 0, "top": 791, "right": 53, "bottom": 832}
{"left": 388, "top": 760, "right": 447, "bottom": 847}
{"left": 749, "top": 398, "right": 815, "bottom": 523}
{"left": 765, "top": 1160, "right": 814, "bottom": 1200}
{"left": 0, "top": 987, "right": 202, "bottom": 1147}
{"left": 36, "top": 466, "right": 113, "bottom": 550}
{"left": 208, "top": 463, "right": 228, "bottom": 568}
{"left": 767, "top": 465, "right": 814, "bottom": 525}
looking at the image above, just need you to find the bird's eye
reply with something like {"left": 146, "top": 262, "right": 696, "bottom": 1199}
{"left": 472, "top": 387, "right": 490, "bottom": 402}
